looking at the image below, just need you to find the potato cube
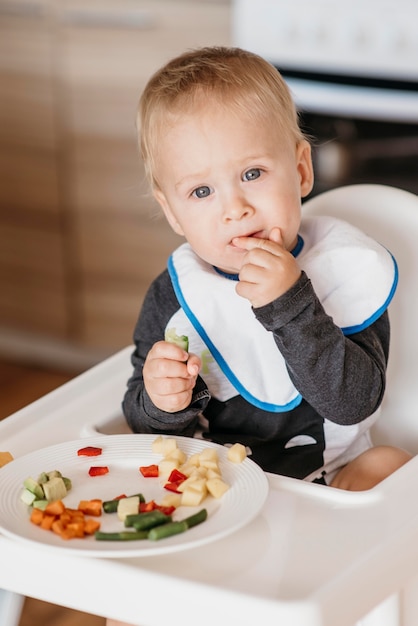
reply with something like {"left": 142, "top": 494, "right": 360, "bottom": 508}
{"left": 160, "top": 493, "right": 182, "bottom": 508}
{"left": 206, "top": 468, "right": 222, "bottom": 480}
{"left": 177, "top": 476, "right": 206, "bottom": 493}
{"left": 165, "top": 448, "right": 187, "bottom": 465}
{"left": 187, "top": 453, "right": 201, "bottom": 467}
{"left": 158, "top": 458, "right": 179, "bottom": 477}
{"left": 206, "top": 477, "right": 230, "bottom": 499}
{"left": 181, "top": 484, "right": 208, "bottom": 506}
{"left": 227, "top": 443, "right": 247, "bottom": 463}
{"left": 199, "top": 459, "right": 220, "bottom": 471}
{"left": 198, "top": 448, "right": 219, "bottom": 463}
{"left": 117, "top": 496, "right": 140, "bottom": 521}
{"left": 152, "top": 436, "right": 178, "bottom": 457}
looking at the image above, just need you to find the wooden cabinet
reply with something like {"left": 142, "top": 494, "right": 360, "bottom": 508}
{"left": 0, "top": 0, "right": 231, "bottom": 361}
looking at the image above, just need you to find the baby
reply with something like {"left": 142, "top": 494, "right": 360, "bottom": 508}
{"left": 106, "top": 42, "right": 412, "bottom": 626}
{"left": 123, "top": 46, "right": 410, "bottom": 491}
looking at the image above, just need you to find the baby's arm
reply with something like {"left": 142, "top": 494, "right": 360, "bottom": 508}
{"left": 255, "top": 272, "right": 389, "bottom": 424}
{"left": 123, "top": 272, "right": 210, "bottom": 434}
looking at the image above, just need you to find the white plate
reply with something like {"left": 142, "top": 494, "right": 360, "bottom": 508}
{"left": 0, "top": 434, "right": 268, "bottom": 557}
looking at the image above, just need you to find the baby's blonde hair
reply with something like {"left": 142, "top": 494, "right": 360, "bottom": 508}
{"left": 138, "top": 46, "right": 306, "bottom": 188}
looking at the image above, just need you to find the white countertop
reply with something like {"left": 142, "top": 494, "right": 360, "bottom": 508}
{"left": 1, "top": 347, "right": 418, "bottom": 626}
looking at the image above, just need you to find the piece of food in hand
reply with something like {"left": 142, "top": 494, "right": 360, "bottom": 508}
{"left": 0, "top": 451, "right": 14, "bottom": 467}
{"left": 227, "top": 443, "right": 247, "bottom": 464}
{"left": 164, "top": 327, "right": 189, "bottom": 351}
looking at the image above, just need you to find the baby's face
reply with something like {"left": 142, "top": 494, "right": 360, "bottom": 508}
{"left": 153, "top": 103, "right": 313, "bottom": 274}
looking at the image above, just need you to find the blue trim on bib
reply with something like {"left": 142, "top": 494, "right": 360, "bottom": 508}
{"left": 341, "top": 253, "right": 398, "bottom": 336}
{"left": 168, "top": 255, "right": 303, "bottom": 412}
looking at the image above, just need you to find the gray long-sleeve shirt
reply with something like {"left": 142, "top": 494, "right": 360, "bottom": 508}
{"left": 123, "top": 268, "right": 389, "bottom": 482}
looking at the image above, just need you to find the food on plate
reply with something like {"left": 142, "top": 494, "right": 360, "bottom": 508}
{"left": 77, "top": 446, "right": 102, "bottom": 457}
{"left": 102, "top": 493, "right": 145, "bottom": 514}
{"left": 95, "top": 508, "right": 207, "bottom": 542}
{"left": 88, "top": 466, "right": 109, "bottom": 477}
{"left": 21, "top": 470, "right": 72, "bottom": 508}
{"left": 139, "top": 464, "right": 159, "bottom": 477}
{"left": 117, "top": 495, "right": 142, "bottom": 522}
{"left": 153, "top": 436, "right": 231, "bottom": 504}
{"left": 0, "top": 451, "right": 14, "bottom": 467}
{"left": 227, "top": 442, "right": 247, "bottom": 464}
{"left": 30, "top": 498, "right": 101, "bottom": 540}
{"left": 164, "top": 328, "right": 189, "bottom": 351}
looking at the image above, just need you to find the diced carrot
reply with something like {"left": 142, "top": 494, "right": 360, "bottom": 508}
{"left": 45, "top": 499, "right": 66, "bottom": 516}
{"left": 67, "top": 521, "right": 85, "bottom": 538}
{"left": 30, "top": 508, "right": 45, "bottom": 526}
{"left": 78, "top": 499, "right": 103, "bottom": 517}
{"left": 51, "top": 519, "right": 66, "bottom": 536}
{"left": 83, "top": 518, "right": 101, "bottom": 535}
{"left": 60, "top": 527, "right": 77, "bottom": 540}
{"left": 40, "top": 514, "right": 56, "bottom": 530}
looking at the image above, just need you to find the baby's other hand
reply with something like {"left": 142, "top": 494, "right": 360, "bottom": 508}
{"left": 233, "top": 227, "right": 301, "bottom": 308}
{"left": 143, "top": 340, "right": 200, "bottom": 413}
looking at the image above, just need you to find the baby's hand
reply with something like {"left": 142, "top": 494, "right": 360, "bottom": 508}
{"left": 233, "top": 228, "right": 301, "bottom": 308}
{"left": 143, "top": 341, "right": 201, "bottom": 413}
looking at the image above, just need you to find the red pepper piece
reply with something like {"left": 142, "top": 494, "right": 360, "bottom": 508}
{"left": 139, "top": 464, "right": 159, "bottom": 478}
{"left": 154, "top": 504, "right": 176, "bottom": 516}
{"left": 88, "top": 466, "right": 109, "bottom": 476}
{"left": 139, "top": 500, "right": 157, "bottom": 512}
{"left": 77, "top": 446, "right": 103, "bottom": 457}
{"left": 167, "top": 468, "right": 187, "bottom": 484}
{"left": 163, "top": 481, "right": 183, "bottom": 494}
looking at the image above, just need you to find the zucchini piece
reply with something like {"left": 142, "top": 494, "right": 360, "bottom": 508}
{"left": 47, "top": 470, "right": 62, "bottom": 479}
{"left": 23, "top": 477, "right": 44, "bottom": 500}
{"left": 62, "top": 477, "right": 72, "bottom": 492}
{"left": 20, "top": 488, "right": 37, "bottom": 506}
{"left": 164, "top": 328, "right": 189, "bottom": 351}
{"left": 42, "top": 476, "right": 67, "bottom": 502}
{"left": 32, "top": 499, "right": 48, "bottom": 510}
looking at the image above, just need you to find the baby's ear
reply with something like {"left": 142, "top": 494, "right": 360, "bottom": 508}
{"left": 297, "top": 140, "right": 314, "bottom": 197}
{"left": 153, "top": 189, "right": 185, "bottom": 236}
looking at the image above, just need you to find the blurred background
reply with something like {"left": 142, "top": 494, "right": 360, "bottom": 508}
{"left": 0, "top": 0, "right": 417, "bottom": 383}
{"left": 0, "top": 0, "right": 417, "bottom": 623}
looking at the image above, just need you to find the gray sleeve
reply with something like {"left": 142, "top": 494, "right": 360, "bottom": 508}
{"left": 254, "top": 272, "right": 390, "bottom": 425}
{"left": 122, "top": 271, "right": 210, "bottom": 435}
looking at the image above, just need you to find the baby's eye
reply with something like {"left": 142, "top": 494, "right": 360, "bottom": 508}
{"left": 192, "top": 185, "right": 211, "bottom": 199}
{"left": 243, "top": 168, "right": 261, "bottom": 181}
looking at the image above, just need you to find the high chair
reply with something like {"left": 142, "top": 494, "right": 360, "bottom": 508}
{"left": 302, "top": 183, "right": 418, "bottom": 626}
{"left": 1, "top": 184, "right": 418, "bottom": 626}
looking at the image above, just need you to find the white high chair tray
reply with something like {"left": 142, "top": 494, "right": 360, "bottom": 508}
{"left": 1, "top": 346, "right": 418, "bottom": 626}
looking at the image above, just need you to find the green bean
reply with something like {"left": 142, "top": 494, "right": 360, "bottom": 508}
{"left": 129, "top": 510, "right": 171, "bottom": 530}
{"left": 95, "top": 530, "right": 148, "bottom": 541}
{"left": 148, "top": 521, "right": 188, "bottom": 541}
{"left": 148, "top": 508, "right": 208, "bottom": 541}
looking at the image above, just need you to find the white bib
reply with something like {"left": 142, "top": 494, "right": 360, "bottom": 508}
{"left": 167, "top": 216, "right": 397, "bottom": 412}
